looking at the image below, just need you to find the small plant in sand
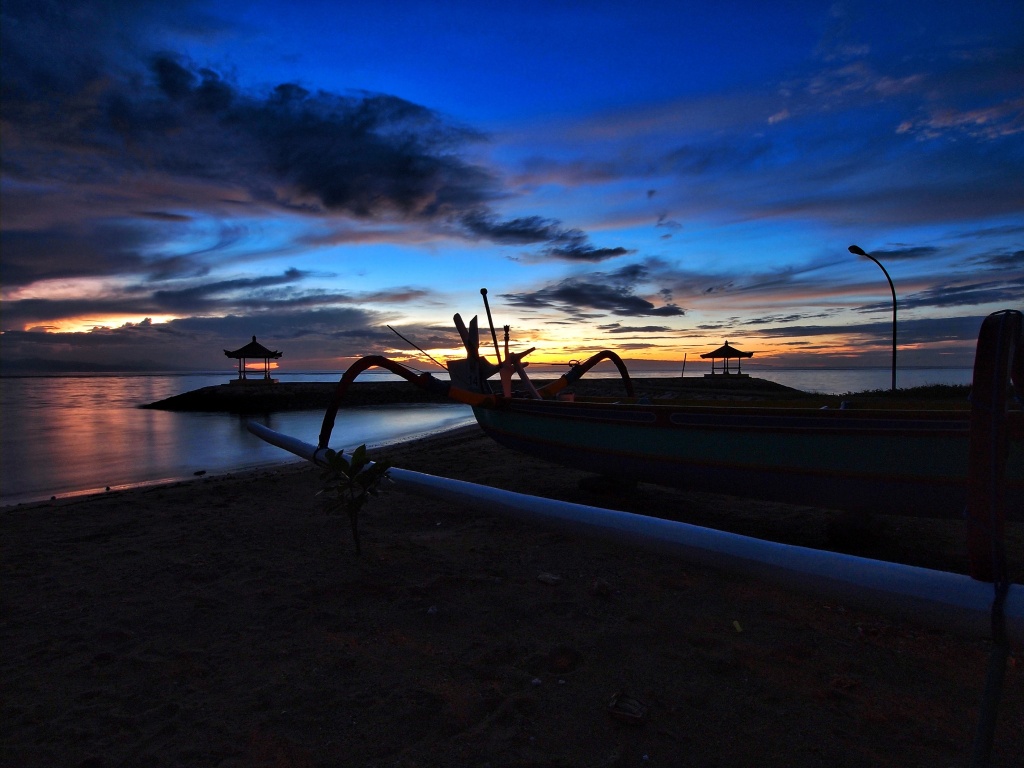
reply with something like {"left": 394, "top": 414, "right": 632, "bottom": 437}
{"left": 318, "top": 445, "right": 391, "bottom": 554}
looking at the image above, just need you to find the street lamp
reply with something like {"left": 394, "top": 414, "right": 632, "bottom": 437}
{"left": 849, "top": 244, "right": 897, "bottom": 392}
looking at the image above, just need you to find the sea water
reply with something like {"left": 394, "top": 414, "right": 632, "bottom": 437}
{"left": 0, "top": 373, "right": 474, "bottom": 506}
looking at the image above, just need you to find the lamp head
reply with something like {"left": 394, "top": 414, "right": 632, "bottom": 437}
{"left": 848, "top": 244, "right": 867, "bottom": 256}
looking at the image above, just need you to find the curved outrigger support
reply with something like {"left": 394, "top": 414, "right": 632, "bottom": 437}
{"left": 320, "top": 296, "right": 635, "bottom": 450}
{"left": 317, "top": 356, "right": 495, "bottom": 450}
{"left": 317, "top": 347, "right": 635, "bottom": 451}
{"left": 537, "top": 350, "right": 634, "bottom": 400}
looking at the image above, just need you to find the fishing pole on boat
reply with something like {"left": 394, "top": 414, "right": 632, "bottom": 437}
{"left": 480, "top": 288, "right": 503, "bottom": 365}
{"left": 478, "top": 288, "right": 541, "bottom": 398}
{"left": 386, "top": 325, "right": 446, "bottom": 370}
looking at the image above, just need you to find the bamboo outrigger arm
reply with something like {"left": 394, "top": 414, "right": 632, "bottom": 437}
{"left": 249, "top": 419, "right": 1024, "bottom": 647}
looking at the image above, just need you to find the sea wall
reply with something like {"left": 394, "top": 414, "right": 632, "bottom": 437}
{"left": 142, "top": 376, "right": 810, "bottom": 413}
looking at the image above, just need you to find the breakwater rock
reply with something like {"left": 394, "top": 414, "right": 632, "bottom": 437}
{"left": 141, "top": 381, "right": 450, "bottom": 413}
{"left": 142, "top": 375, "right": 810, "bottom": 414}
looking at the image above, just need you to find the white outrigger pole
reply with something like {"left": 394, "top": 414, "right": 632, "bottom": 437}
{"left": 246, "top": 419, "right": 1023, "bottom": 646}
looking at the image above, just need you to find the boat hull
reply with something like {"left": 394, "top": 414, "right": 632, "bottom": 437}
{"left": 473, "top": 399, "right": 1024, "bottom": 518}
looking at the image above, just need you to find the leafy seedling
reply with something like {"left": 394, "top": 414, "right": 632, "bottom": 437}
{"left": 319, "top": 445, "right": 391, "bottom": 554}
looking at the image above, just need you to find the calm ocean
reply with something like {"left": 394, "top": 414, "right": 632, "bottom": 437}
{"left": 0, "top": 367, "right": 971, "bottom": 506}
{"left": 0, "top": 372, "right": 475, "bottom": 506}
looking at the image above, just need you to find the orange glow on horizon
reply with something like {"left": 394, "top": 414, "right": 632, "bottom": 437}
{"left": 31, "top": 315, "right": 179, "bottom": 334}
{"left": 375, "top": 330, "right": 876, "bottom": 368}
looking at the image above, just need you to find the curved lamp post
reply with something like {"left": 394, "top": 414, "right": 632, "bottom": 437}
{"left": 849, "top": 244, "right": 897, "bottom": 391}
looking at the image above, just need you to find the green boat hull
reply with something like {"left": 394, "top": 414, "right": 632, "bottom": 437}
{"left": 473, "top": 400, "right": 1024, "bottom": 518}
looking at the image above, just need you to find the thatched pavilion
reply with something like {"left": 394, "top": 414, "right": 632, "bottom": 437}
{"left": 224, "top": 336, "right": 282, "bottom": 385}
{"left": 700, "top": 340, "right": 752, "bottom": 377}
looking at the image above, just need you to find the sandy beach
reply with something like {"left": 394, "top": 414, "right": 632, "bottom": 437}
{"left": 2, "top": 424, "right": 1021, "bottom": 767}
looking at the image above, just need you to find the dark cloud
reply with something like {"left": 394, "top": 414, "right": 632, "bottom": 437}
{"left": 0, "top": 304, "right": 479, "bottom": 372}
{"left": 609, "top": 342, "right": 662, "bottom": 351}
{"left": 459, "top": 210, "right": 630, "bottom": 261}
{"left": 0, "top": 304, "right": 402, "bottom": 370}
{"left": 169, "top": 308, "right": 383, "bottom": 342}
{"left": 953, "top": 223, "right": 1024, "bottom": 240}
{"left": 515, "top": 155, "right": 624, "bottom": 186}
{"left": 603, "top": 325, "right": 673, "bottom": 333}
{"left": 877, "top": 277, "right": 1024, "bottom": 311}
{"left": 0, "top": 218, "right": 264, "bottom": 288}
{"left": 0, "top": 264, "right": 433, "bottom": 329}
{"left": 0, "top": 225, "right": 155, "bottom": 286}
{"left": 655, "top": 213, "right": 682, "bottom": 230}
{"left": 148, "top": 269, "right": 311, "bottom": 312}
{"left": 3, "top": 297, "right": 160, "bottom": 329}
{"left": 695, "top": 320, "right": 740, "bottom": 331}
{"left": 502, "top": 264, "right": 684, "bottom": 319}
{"left": 540, "top": 241, "right": 632, "bottom": 263}
{"left": 859, "top": 246, "right": 940, "bottom": 261}
{"left": 660, "top": 139, "right": 773, "bottom": 177}
{"left": 1, "top": 2, "right": 621, "bottom": 286}
{"left": 459, "top": 210, "right": 566, "bottom": 244}
{"left": 964, "top": 249, "right": 1024, "bottom": 271}
{"left": 747, "top": 315, "right": 988, "bottom": 345}
{"left": 134, "top": 211, "right": 194, "bottom": 222}
{"left": 4, "top": 44, "right": 495, "bottom": 218}
{"left": 742, "top": 311, "right": 835, "bottom": 326}
{"left": 700, "top": 282, "right": 736, "bottom": 295}
{"left": 250, "top": 85, "right": 493, "bottom": 217}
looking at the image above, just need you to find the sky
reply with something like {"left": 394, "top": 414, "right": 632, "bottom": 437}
{"left": 1, "top": 0, "right": 1022, "bottom": 374}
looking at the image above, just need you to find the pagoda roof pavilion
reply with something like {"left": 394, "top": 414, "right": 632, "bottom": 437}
{"left": 700, "top": 340, "right": 753, "bottom": 376}
{"left": 224, "top": 336, "right": 282, "bottom": 384}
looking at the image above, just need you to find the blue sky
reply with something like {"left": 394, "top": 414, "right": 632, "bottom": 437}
{"left": 1, "top": 0, "right": 1021, "bottom": 373}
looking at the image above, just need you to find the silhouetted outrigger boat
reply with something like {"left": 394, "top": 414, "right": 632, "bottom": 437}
{"left": 250, "top": 302, "right": 1022, "bottom": 760}
{"left": 315, "top": 304, "right": 1023, "bottom": 524}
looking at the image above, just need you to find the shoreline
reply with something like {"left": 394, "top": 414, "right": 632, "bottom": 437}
{"left": 0, "top": 422, "right": 481, "bottom": 510}
{"left": 2, "top": 423, "right": 1021, "bottom": 766}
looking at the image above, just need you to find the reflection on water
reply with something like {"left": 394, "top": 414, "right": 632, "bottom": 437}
{"left": 0, "top": 375, "right": 473, "bottom": 506}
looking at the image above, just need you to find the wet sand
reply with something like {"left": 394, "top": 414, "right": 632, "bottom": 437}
{"left": 2, "top": 425, "right": 1021, "bottom": 767}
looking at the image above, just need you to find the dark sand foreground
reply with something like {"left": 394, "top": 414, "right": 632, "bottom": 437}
{"left": 2, "top": 425, "right": 1021, "bottom": 767}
